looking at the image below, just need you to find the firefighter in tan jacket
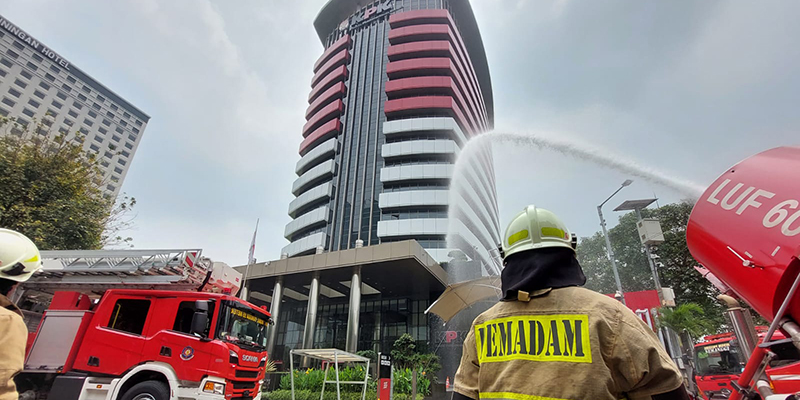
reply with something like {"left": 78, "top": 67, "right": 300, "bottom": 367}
{"left": 453, "top": 206, "right": 690, "bottom": 400}
{"left": 0, "top": 229, "right": 43, "bottom": 400}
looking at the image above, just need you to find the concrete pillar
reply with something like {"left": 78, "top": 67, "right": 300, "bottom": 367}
{"left": 265, "top": 277, "right": 283, "bottom": 358}
{"left": 301, "top": 271, "right": 321, "bottom": 366}
{"left": 345, "top": 266, "right": 362, "bottom": 352}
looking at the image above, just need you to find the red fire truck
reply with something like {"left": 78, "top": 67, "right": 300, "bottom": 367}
{"left": 13, "top": 249, "right": 271, "bottom": 400}
{"left": 687, "top": 146, "right": 800, "bottom": 398}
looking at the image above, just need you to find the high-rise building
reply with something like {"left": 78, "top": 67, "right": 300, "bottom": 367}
{"left": 0, "top": 15, "right": 149, "bottom": 197}
{"left": 283, "top": 0, "right": 500, "bottom": 275}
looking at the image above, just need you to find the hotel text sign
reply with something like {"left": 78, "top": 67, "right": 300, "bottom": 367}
{"left": 0, "top": 16, "right": 71, "bottom": 70}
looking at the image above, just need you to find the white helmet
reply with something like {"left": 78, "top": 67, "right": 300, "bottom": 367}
{"left": 501, "top": 205, "right": 576, "bottom": 259}
{"left": 0, "top": 228, "right": 43, "bottom": 282}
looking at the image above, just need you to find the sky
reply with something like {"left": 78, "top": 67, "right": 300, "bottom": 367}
{"left": 1, "top": 0, "right": 798, "bottom": 266}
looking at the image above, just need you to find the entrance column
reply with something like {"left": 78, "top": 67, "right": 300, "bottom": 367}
{"left": 345, "top": 266, "right": 362, "bottom": 352}
{"left": 301, "top": 271, "right": 320, "bottom": 366}
{"left": 265, "top": 277, "right": 283, "bottom": 358}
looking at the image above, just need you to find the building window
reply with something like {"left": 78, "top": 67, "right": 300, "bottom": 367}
{"left": 39, "top": 81, "right": 50, "bottom": 90}
{"left": 68, "top": 110, "right": 78, "bottom": 118}
{"left": 52, "top": 100, "right": 63, "bottom": 109}
{"left": 74, "top": 102, "right": 82, "bottom": 110}
{"left": 118, "top": 159, "right": 126, "bottom": 166}
{"left": 106, "top": 111, "right": 113, "bottom": 118}
{"left": 82, "top": 85, "right": 90, "bottom": 93}
{"left": 112, "top": 135, "right": 120, "bottom": 142}
{"left": 0, "top": 69, "right": 6, "bottom": 77}
{"left": 79, "top": 127, "right": 88, "bottom": 134}
{"left": 64, "top": 118, "right": 73, "bottom": 126}
{"left": 20, "top": 69, "right": 33, "bottom": 79}
{"left": 6, "top": 49, "right": 19, "bottom": 59}
{"left": 135, "top": 120, "right": 142, "bottom": 126}
{"left": 27, "top": 99, "right": 40, "bottom": 108}
{"left": 106, "top": 299, "right": 149, "bottom": 335}
{"left": 44, "top": 73, "right": 55, "bottom": 82}
{"left": 111, "top": 176, "right": 119, "bottom": 183}
{"left": 12, "top": 41, "right": 24, "bottom": 50}
{"left": 0, "top": 108, "right": 9, "bottom": 117}
{"left": 67, "top": 76, "right": 76, "bottom": 84}
{"left": 89, "top": 143, "right": 100, "bottom": 151}
{"left": 132, "top": 127, "right": 140, "bottom": 134}
{"left": 106, "top": 184, "right": 115, "bottom": 191}
{"left": 128, "top": 134, "right": 136, "bottom": 141}
{"left": 97, "top": 95, "right": 105, "bottom": 102}
{"left": 77, "top": 93, "right": 87, "bottom": 101}
{"left": 33, "top": 90, "right": 45, "bottom": 100}
{"left": 102, "top": 119, "right": 111, "bottom": 126}
{"left": 61, "top": 83, "right": 71, "bottom": 92}
{"left": 0, "top": 58, "right": 12, "bottom": 68}
{"left": 99, "top": 127, "right": 108, "bottom": 134}
{"left": 92, "top": 103, "right": 100, "bottom": 110}
{"left": 46, "top": 109, "right": 57, "bottom": 117}
{"left": 123, "top": 112, "right": 131, "bottom": 119}
{"left": 57, "top": 92, "right": 67, "bottom": 100}
{"left": 49, "top": 65, "right": 60, "bottom": 74}
{"left": 32, "top": 53, "right": 43, "bottom": 62}
{"left": 114, "top": 167, "right": 123, "bottom": 174}
{"left": 88, "top": 110, "right": 97, "bottom": 118}
{"left": 116, "top": 127, "right": 124, "bottom": 134}
{"left": 120, "top": 120, "right": 127, "bottom": 127}
{"left": 110, "top": 104, "right": 118, "bottom": 111}
{"left": 121, "top": 150, "right": 130, "bottom": 158}
{"left": 100, "top": 160, "right": 109, "bottom": 168}
{"left": 2, "top": 98, "right": 15, "bottom": 108}
{"left": 84, "top": 119, "right": 94, "bottom": 127}
{"left": 14, "top": 79, "right": 27, "bottom": 89}
{"left": 22, "top": 108, "right": 35, "bottom": 118}
{"left": 124, "top": 142, "right": 133, "bottom": 150}
{"left": 8, "top": 88, "right": 21, "bottom": 98}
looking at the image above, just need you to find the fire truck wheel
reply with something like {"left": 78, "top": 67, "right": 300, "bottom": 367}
{"left": 121, "top": 381, "right": 170, "bottom": 400}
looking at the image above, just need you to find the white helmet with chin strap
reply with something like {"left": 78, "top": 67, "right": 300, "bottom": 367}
{"left": 0, "top": 228, "right": 43, "bottom": 282}
{"left": 500, "top": 205, "right": 577, "bottom": 260}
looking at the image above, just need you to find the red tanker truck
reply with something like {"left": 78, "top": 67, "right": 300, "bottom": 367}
{"left": 687, "top": 146, "right": 800, "bottom": 398}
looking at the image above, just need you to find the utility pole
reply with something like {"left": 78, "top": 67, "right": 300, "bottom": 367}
{"left": 597, "top": 179, "right": 632, "bottom": 305}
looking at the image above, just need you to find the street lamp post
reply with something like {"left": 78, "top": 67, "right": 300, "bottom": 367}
{"left": 597, "top": 179, "right": 633, "bottom": 305}
{"left": 613, "top": 199, "right": 665, "bottom": 305}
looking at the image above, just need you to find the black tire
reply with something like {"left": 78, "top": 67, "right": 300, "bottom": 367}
{"left": 120, "top": 380, "right": 170, "bottom": 400}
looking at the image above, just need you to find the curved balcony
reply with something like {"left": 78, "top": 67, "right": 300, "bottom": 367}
{"left": 376, "top": 218, "right": 448, "bottom": 238}
{"left": 314, "top": 35, "right": 350, "bottom": 73}
{"left": 378, "top": 189, "right": 449, "bottom": 209}
{"left": 284, "top": 205, "right": 330, "bottom": 239}
{"left": 381, "top": 139, "right": 457, "bottom": 159}
{"left": 384, "top": 96, "right": 474, "bottom": 135}
{"left": 382, "top": 117, "right": 467, "bottom": 146}
{"left": 309, "top": 65, "right": 348, "bottom": 102}
{"left": 281, "top": 231, "right": 328, "bottom": 258}
{"left": 311, "top": 49, "right": 350, "bottom": 87}
{"left": 380, "top": 164, "right": 453, "bottom": 184}
{"left": 296, "top": 138, "right": 337, "bottom": 175}
{"left": 293, "top": 159, "right": 335, "bottom": 196}
{"left": 288, "top": 182, "right": 334, "bottom": 218}
{"left": 303, "top": 99, "right": 343, "bottom": 137}
{"left": 300, "top": 119, "right": 342, "bottom": 155}
{"left": 306, "top": 82, "right": 346, "bottom": 119}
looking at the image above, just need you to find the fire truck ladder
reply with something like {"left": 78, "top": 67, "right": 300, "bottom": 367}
{"left": 22, "top": 249, "right": 212, "bottom": 293}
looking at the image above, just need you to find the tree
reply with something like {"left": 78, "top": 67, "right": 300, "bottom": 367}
{"left": 577, "top": 201, "right": 726, "bottom": 332}
{"left": 0, "top": 116, "right": 135, "bottom": 250}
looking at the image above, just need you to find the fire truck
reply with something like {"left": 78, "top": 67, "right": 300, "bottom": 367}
{"left": 12, "top": 249, "right": 272, "bottom": 400}
{"left": 687, "top": 146, "right": 800, "bottom": 398}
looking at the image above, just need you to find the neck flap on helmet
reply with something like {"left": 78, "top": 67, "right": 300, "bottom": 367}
{"left": 500, "top": 247, "right": 586, "bottom": 301}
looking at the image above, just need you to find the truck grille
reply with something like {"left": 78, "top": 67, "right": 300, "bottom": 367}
{"left": 235, "top": 370, "right": 259, "bottom": 379}
{"left": 232, "top": 381, "right": 256, "bottom": 390}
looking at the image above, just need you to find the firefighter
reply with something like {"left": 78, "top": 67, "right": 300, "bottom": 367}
{"left": 0, "top": 229, "right": 42, "bottom": 400}
{"left": 453, "top": 205, "right": 690, "bottom": 400}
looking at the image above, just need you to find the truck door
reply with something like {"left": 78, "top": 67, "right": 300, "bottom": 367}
{"left": 74, "top": 296, "right": 152, "bottom": 375}
{"left": 142, "top": 300, "right": 217, "bottom": 383}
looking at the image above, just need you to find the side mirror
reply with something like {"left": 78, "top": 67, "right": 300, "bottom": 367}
{"left": 191, "top": 300, "right": 210, "bottom": 337}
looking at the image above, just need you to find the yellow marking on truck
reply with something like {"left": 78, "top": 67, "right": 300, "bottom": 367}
{"left": 475, "top": 314, "right": 591, "bottom": 364}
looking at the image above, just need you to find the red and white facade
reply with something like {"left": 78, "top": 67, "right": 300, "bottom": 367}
{"left": 284, "top": 0, "right": 499, "bottom": 276}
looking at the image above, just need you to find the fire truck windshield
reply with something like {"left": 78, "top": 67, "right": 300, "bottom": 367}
{"left": 695, "top": 341, "right": 744, "bottom": 376}
{"left": 217, "top": 302, "right": 269, "bottom": 351}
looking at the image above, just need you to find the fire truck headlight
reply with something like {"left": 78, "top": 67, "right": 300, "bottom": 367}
{"left": 203, "top": 381, "right": 225, "bottom": 395}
